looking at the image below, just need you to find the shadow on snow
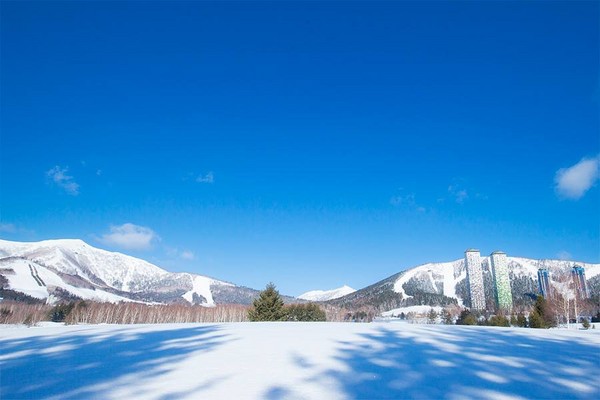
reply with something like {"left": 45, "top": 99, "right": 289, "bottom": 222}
{"left": 269, "top": 325, "right": 600, "bottom": 400}
{"left": 0, "top": 324, "right": 228, "bottom": 399}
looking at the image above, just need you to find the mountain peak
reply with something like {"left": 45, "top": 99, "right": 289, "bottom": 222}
{"left": 0, "top": 238, "right": 251, "bottom": 306}
{"left": 298, "top": 285, "right": 356, "bottom": 301}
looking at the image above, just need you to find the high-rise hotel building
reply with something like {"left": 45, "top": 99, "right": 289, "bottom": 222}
{"left": 537, "top": 268, "right": 551, "bottom": 298}
{"left": 571, "top": 266, "right": 589, "bottom": 299}
{"left": 490, "top": 251, "right": 513, "bottom": 311}
{"left": 464, "top": 249, "right": 486, "bottom": 310}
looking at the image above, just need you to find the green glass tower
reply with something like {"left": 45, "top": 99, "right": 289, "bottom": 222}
{"left": 490, "top": 251, "right": 513, "bottom": 311}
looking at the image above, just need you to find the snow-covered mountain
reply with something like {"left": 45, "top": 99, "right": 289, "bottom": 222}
{"left": 327, "top": 256, "right": 600, "bottom": 312}
{"left": 298, "top": 285, "right": 356, "bottom": 301}
{"left": 2, "top": 239, "right": 598, "bottom": 312}
{"left": 0, "top": 239, "right": 261, "bottom": 305}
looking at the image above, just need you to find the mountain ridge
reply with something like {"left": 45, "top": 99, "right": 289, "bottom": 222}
{"left": 1, "top": 239, "right": 599, "bottom": 313}
{"left": 325, "top": 256, "right": 600, "bottom": 312}
{"left": 0, "top": 238, "right": 268, "bottom": 305}
{"left": 298, "top": 285, "right": 356, "bottom": 301}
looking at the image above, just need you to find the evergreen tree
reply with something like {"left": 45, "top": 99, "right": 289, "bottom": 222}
{"left": 427, "top": 309, "right": 438, "bottom": 324}
{"left": 488, "top": 315, "right": 510, "bottom": 327}
{"left": 284, "top": 303, "right": 326, "bottom": 321}
{"left": 582, "top": 318, "right": 590, "bottom": 329}
{"left": 248, "top": 283, "right": 285, "bottom": 321}
{"left": 528, "top": 309, "right": 544, "bottom": 328}
{"left": 456, "top": 309, "right": 477, "bottom": 325}
{"left": 529, "top": 295, "right": 555, "bottom": 329}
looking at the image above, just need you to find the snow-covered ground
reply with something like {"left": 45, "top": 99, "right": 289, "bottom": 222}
{"left": 1, "top": 323, "right": 599, "bottom": 400}
{"left": 381, "top": 305, "right": 443, "bottom": 317}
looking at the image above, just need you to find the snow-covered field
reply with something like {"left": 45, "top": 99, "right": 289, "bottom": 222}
{"left": 1, "top": 323, "right": 599, "bottom": 400}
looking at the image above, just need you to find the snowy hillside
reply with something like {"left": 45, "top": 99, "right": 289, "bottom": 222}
{"left": 0, "top": 239, "right": 245, "bottom": 305}
{"left": 393, "top": 256, "right": 599, "bottom": 301}
{"left": 1, "top": 322, "right": 598, "bottom": 399}
{"left": 298, "top": 285, "right": 356, "bottom": 301}
{"left": 328, "top": 255, "right": 600, "bottom": 312}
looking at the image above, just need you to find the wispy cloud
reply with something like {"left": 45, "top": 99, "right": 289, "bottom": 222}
{"left": 196, "top": 171, "right": 214, "bottom": 184}
{"left": 554, "top": 155, "right": 599, "bottom": 200}
{"left": 165, "top": 246, "right": 196, "bottom": 260}
{"left": 390, "top": 192, "right": 426, "bottom": 212}
{"left": 180, "top": 250, "right": 195, "bottom": 260}
{"left": 0, "top": 223, "right": 34, "bottom": 236}
{"left": 98, "top": 223, "right": 160, "bottom": 250}
{"left": 0, "top": 223, "right": 16, "bottom": 233}
{"left": 448, "top": 184, "right": 469, "bottom": 204}
{"left": 46, "top": 166, "right": 80, "bottom": 195}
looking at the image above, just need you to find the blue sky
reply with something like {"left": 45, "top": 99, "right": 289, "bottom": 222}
{"left": 1, "top": 1, "right": 598, "bottom": 296}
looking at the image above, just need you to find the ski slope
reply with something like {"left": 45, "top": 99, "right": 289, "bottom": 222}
{"left": 0, "top": 258, "right": 134, "bottom": 303}
{"left": 1, "top": 322, "right": 598, "bottom": 399}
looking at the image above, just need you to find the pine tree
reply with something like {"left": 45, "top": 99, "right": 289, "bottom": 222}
{"left": 248, "top": 283, "right": 285, "bottom": 321}
{"left": 529, "top": 295, "right": 555, "bottom": 329}
{"left": 427, "top": 309, "right": 438, "bottom": 324}
{"left": 582, "top": 318, "right": 590, "bottom": 329}
{"left": 456, "top": 309, "right": 477, "bottom": 325}
{"left": 528, "top": 309, "right": 544, "bottom": 328}
{"left": 488, "top": 314, "right": 510, "bottom": 327}
{"left": 283, "top": 303, "right": 326, "bottom": 321}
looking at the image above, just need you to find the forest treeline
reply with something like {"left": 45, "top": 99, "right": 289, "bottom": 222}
{"left": 0, "top": 301, "right": 249, "bottom": 325}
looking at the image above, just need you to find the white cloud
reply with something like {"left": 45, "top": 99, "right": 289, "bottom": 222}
{"left": 99, "top": 223, "right": 159, "bottom": 250}
{"left": 554, "top": 155, "right": 599, "bottom": 200}
{"left": 0, "top": 223, "right": 16, "bottom": 233}
{"left": 46, "top": 166, "right": 80, "bottom": 196}
{"left": 390, "top": 192, "right": 426, "bottom": 212}
{"left": 180, "top": 250, "right": 195, "bottom": 260}
{"left": 448, "top": 185, "right": 469, "bottom": 204}
{"left": 390, "top": 193, "right": 416, "bottom": 207}
{"left": 196, "top": 172, "right": 214, "bottom": 184}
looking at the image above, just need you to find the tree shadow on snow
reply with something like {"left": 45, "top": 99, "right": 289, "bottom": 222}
{"left": 306, "top": 326, "right": 599, "bottom": 400}
{"left": 0, "top": 324, "right": 229, "bottom": 399}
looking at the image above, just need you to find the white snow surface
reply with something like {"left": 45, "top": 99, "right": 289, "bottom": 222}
{"left": 1, "top": 322, "right": 599, "bottom": 400}
{"left": 381, "top": 305, "right": 443, "bottom": 317}
{"left": 298, "top": 285, "right": 356, "bottom": 301}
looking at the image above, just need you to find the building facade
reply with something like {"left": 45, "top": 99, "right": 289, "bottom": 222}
{"left": 464, "top": 249, "right": 486, "bottom": 310}
{"left": 537, "top": 268, "right": 551, "bottom": 298}
{"left": 490, "top": 251, "right": 513, "bottom": 311}
{"left": 571, "top": 266, "right": 589, "bottom": 299}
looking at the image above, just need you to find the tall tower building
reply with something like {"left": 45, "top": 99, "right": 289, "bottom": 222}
{"left": 537, "top": 268, "right": 551, "bottom": 298}
{"left": 464, "top": 249, "right": 486, "bottom": 310}
{"left": 571, "top": 266, "right": 589, "bottom": 299}
{"left": 490, "top": 251, "right": 513, "bottom": 311}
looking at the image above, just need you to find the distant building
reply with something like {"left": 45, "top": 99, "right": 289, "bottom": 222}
{"left": 490, "top": 251, "right": 513, "bottom": 311}
{"left": 571, "top": 266, "right": 589, "bottom": 299}
{"left": 537, "top": 268, "right": 551, "bottom": 298}
{"left": 464, "top": 249, "right": 486, "bottom": 310}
